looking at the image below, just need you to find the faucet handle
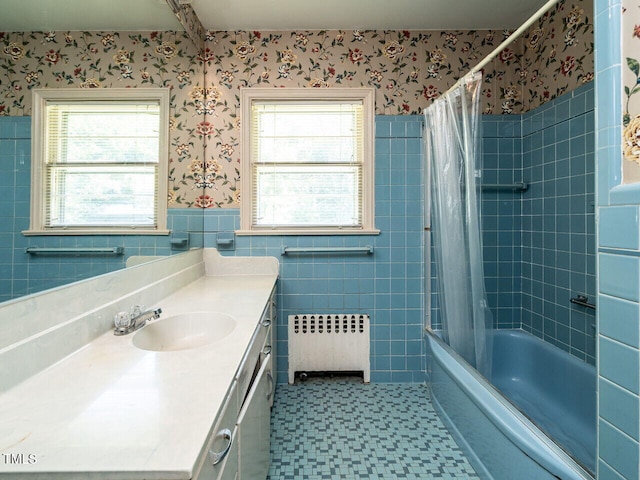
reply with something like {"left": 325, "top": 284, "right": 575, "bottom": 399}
{"left": 114, "top": 311, "right": 133, "bottom": 335}
{"left": 131, "top": 305, "right": 144, "bottom": 317}
{"left": 114, "top": 311, "right": 132, "bottom": 328}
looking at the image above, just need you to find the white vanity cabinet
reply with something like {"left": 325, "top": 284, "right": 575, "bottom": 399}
{"left": 192, "top": 286, "right": 276, "bottom": 480}
{"left": 235, "top": 285, "right": 276, "bottom": 479}
{"left": 237, "top": 353, "right": 272, "bottom": 480}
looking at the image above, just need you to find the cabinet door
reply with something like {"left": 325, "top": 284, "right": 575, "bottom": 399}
{"left": 237, "top": 354, "right": 272, "bottom": 480}
{"left": 269, "top": 294, "right": 277, "bottom": 408}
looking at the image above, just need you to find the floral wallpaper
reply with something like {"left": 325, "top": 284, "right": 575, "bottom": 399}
{"left": 202, "top": 0, "right": 593, "bottom": 206}
{"left": 622, "top": 0, "right": 640, "bottom": 183}
{"left": 0, "top": 0, "right": 593, "bottom": 208}
{"left": 511, "top": 1, "right": 594, "bottom": 113}
{"left": 0, "top": 30, "right": 211, "bottom": 207}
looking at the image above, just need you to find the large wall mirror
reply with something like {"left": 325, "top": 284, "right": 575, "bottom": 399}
{"left": 0, "top": 0, "right": 206, "bottom": 303}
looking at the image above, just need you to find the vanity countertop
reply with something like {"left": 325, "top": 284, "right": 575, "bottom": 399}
{"left": 0, "top": 269, "right": 278, "bottom": 479}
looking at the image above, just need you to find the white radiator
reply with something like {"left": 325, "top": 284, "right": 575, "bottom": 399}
{"left": 288, "top": 314, "right": 370, "bottom": 384}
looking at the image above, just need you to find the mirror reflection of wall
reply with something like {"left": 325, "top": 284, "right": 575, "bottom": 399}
{"left": 0, "top": 30, "right": 207, "bottom": 302}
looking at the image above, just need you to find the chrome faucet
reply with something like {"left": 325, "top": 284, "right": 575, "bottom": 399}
{"left": 114, "top": 305, "right": 162, "bottom": 336}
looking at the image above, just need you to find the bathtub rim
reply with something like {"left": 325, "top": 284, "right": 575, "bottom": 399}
{"left": 425, "top": 328, "right": 594, "bottom": 480}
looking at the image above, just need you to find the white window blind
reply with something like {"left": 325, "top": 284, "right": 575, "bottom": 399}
{"left": 250, "top": 101, "right": 364, "bottom": 229}
{"left": 44, "top": 102, "right": 160, "bottom": 228}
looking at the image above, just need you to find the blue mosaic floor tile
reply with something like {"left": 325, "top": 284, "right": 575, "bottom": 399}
{"left": 268, "top": 378, "right": 479, "bottom": 479}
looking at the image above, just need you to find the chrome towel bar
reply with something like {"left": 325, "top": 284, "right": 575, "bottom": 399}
{"left": 281, "top": 246, "right": 373, "bottom": 255}
{"left": 26, "top": 247, "right": 124, "bottom": 255}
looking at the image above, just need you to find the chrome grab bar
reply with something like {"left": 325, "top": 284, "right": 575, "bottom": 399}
{"left": 26, "top": 246, "right": 124, "bottom": 255}
{"left": 570, "top": 294, "right": 596, "bottom": 310}
{"left": 481, "top": 182, "right": 528, "bottom": 192}
{"left": 281, "top": 245, "right": 373, "bottom": 255}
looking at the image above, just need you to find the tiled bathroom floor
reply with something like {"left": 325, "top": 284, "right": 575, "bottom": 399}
{"left": 267, "top": 378, "right": 480, "bottom": 479}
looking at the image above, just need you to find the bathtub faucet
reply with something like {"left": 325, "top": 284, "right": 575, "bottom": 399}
{"left": 113, "top": 305, "right": 162, "bottom": 336}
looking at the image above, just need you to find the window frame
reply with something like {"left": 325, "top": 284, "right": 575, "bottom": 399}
{"left": 25, "top": 88, "right": 170, "bottom": 236}
{"left": 238, "top": 87, "right": 378, "bottom": 235}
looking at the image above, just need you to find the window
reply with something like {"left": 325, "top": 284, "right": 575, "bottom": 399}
{"left": 239, "top": 88, "right": 377, "bottom": 234}
{"left": 26, "top": 88, "right": 169, "bottom": 235}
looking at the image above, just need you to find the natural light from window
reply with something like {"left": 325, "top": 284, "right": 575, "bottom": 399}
{"left": 240, "top": 88, "right": 376, "bottom": 235}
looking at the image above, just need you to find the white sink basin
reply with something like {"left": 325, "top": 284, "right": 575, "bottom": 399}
{"left": 132, "top": 312, "right": 236, "bottom": 352}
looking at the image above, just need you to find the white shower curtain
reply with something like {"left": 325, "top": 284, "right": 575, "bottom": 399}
{"left": 425, "top": 72, "right": 493, "bottom": 378}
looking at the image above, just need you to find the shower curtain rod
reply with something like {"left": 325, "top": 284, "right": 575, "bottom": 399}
{"left": 442, "top": 0, "right": 560, "bottom": 97}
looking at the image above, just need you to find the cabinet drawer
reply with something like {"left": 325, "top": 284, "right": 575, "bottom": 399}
{"left": 236, "top": 319, "right": 271, "bottom": 410}
{"left": 192, "top": 382, "right": 239, "bottom": 480}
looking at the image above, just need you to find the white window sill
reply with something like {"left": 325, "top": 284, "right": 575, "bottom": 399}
{"left": 22, "top": 229, "right": 171, "bottom": 236}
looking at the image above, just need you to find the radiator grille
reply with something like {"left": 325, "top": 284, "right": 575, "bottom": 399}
{"left": 292, "top": 314, "right": 366, "bottom": 334}
{"left": 288, "top": 314, "right": 370, "bottom": 384}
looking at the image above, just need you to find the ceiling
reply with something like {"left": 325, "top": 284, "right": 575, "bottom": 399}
{"left": 0, "top": 0, "right": 182, "bottom": 32}
{"left": 192, "top": 0, "right": 547, "bottom": 31}
{"left": 0, "top": 0, "right": 547, "bottom": 32}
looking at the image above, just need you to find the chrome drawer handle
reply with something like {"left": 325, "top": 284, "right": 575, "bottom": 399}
{"left": 262, "top": 345, "right": 272, "bottom": 355}
{"left": 209, "top": 428, "right": 232, "bottom": 466}
{"left": 267, "top": 371, "right": 274, "bottom": 402}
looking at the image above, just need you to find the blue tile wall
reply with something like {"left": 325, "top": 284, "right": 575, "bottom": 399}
{"left": 520, "top": 82, "right": 596, "bottom": 365}
{"left": 433, "top": 84, "right": 596, "bottom": 365}
{"left": 0, "top": 116, "right": 204, "bottom": 302}
{"left": 595, "top": 0, "right": 640, "bottom": 477}
{"left": 599, "top": 206, "right": 640, "bottom": 250}
{"left": 599, "top": 419, "right": 640, "bottom": 480}
{"left": 481, "top": 115, "right": 523, "bottom": 330}
{"left": 600, "top": 377, "right": 640, "bottom": 442}
{"left": 406, "top": 85, "right": 596, "bottom": 371}
{"left": 205, "top": 115, "right": 426, "bottom": 384}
